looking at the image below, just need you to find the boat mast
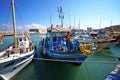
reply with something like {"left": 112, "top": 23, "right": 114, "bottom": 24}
{"left": 50, "top": 13, "right": 52, "bottom": 25}
{"left": 68, "top": 14, "right": 71, "bottom": 27}
{"left": 99, "top": 17, "right": 101, "bottom": 29}
{"left": 11, "top": 0, "right": 18, "bottom": 53}
{"left": 74, "top": 17, "right": 75, "bottom": 29}
{"left": 79, "top": 19, "right": 80, "bottom": 32}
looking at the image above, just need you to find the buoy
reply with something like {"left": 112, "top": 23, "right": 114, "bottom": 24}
{"left": 0, "top": 34, "right": 4, "bottom": 44}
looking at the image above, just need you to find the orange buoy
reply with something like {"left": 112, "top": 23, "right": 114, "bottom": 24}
{"left": 0, "top": 34, "right": 4, "bottom": 44}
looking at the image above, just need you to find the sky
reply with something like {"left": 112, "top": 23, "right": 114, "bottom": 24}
{"left": 0, "top": 0, "right": 120, "bottom": 32}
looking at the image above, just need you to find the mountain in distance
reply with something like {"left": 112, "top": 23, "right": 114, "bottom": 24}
{"left": 104, "top": 25, "right": 120, "bottom": 32}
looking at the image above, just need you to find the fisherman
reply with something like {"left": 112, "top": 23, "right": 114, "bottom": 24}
{"left": 64, "top": 31, "right": 74, "bottom": 52}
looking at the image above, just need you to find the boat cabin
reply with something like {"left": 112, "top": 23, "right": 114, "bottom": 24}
{"left": 17, "top": 34, "right": 30, "bottom": 48}
{"left": 46, "top": 29, "right": 70, "bottom": 50}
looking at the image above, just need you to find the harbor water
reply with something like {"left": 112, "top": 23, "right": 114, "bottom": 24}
{"left": 1, "top": 33, "right": 117, "bottom": 80}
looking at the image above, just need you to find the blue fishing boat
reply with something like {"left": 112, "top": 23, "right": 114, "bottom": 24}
{"left": 39, "top": 25, "right": 95, "bottom": 65}
{"left": 105, "top": 64, "right": 120, "bottom": 80}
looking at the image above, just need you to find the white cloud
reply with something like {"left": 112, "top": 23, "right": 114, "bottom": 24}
{"left": 25, "top": 23, "right": 47, "bottom": 30}
{"left": 0, "top": 23, "right": 47, "bottom": 32}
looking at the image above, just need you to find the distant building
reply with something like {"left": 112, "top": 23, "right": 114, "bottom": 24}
{"left": 29, "top": 29, "right": 47, "bottom": 34}
{"left": 29, "top": 29, "right": 39, "bottom": 33}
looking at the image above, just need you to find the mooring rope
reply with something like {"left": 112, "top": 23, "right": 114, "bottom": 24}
{"left": 24, "top": 56, "right": 118, "bottom": 80}
{"left": 20, "top": 56, "right": 120, "bottom": 64}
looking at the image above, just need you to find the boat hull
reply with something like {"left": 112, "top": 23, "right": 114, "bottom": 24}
{"left": 105, "top": 64, "right": 120, "bottom": 80}
{"left": 0, "top": 50, "right": 35, "bottom": 80}
{"left": 40, "top": 48, "right": 87, "bottom": 65}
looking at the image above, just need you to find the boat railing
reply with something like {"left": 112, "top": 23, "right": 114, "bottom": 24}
{"left": 0, "top": 43, "right": 14, "bottom": 53}
{"left": 0, "top": 45, "right": 34, "bottom": 59}
{"left": 19, "top": 43, "right": 34, "bottom": 54}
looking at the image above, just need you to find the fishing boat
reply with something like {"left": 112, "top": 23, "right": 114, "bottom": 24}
{"left": 0, "top": 0, "right": 35, "bottom": 80}
{"left": 104, "top": 64, "right": 120, "bottom": 80}
{"left": 91, "top": 30, "right": 120, "bottom": 44}
{"left": 39, "top": 25, "right": 95, "bottom": 65}
{"left": 74, "top": 32, "right": 96, "bottom": 51}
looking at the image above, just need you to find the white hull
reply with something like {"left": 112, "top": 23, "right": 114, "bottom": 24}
{"left": 0, "top": 0, "right": 36, "bottom": 79}
{"left": 0, "top": 50, "right": 35, "bottom": 80}
{"left": 0, "top": 51, "right": 6, "bottom": 57}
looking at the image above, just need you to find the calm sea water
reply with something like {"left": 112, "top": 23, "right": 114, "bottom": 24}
{"left": 1, "top": 33, "right": 116, "bottom": 80}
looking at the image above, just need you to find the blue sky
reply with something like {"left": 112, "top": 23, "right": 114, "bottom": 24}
{"left": 0, "top": 0, "right": 120, "bottom": 31}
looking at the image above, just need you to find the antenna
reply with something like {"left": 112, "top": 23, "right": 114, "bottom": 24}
{"left": 49, "top": 13, "right": 52, "bottom": 25}
{"left": 57, "top": 6, "right": 64, "bottom": 27}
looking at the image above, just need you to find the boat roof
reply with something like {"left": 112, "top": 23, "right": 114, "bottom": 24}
{"left": 17, "top": 34, "right": 28, "bottom": 38}
{"left": 47, "top": 26, "right": 70, "bottom": 33}
{"left": 51, "top": 29, "right": 70, "bottom": 33}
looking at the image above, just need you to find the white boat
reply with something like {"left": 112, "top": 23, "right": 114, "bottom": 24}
{"left": 0, "top": 0, "right": 35, "bottom": 80}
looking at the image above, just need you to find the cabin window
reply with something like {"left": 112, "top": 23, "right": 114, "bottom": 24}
{"left": 53, "top": 36, "right": 57, "bottom": 42}
{"left": 57, "top": 41, "right": 61, "bottom": 45}
{"left": 23, "top": 37, "right": 26, "bottom": 41}
{"left": 57, "top": 36, "right": 62, "bottom": 41}
{"left": 19, "top": 38, "right": 22, "bottom": 41}
{"left": 53, "top": 42, "right": 57, "bottom": 47}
